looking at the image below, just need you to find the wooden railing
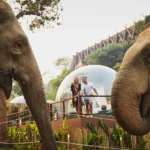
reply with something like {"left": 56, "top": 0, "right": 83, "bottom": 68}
{"left": 7, "top": 109, "right": 33, "bottom": 126}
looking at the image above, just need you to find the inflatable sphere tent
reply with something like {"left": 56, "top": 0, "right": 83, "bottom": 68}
{"left": 55, "top": 65, "right": 117, "bottom": 116}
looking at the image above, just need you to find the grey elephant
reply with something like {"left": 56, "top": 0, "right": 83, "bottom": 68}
{"left": 0, "top": 1, "right": 57, "bottom": 150}
{"left": 111, "top": 24, "right": 150, "bottom": 136}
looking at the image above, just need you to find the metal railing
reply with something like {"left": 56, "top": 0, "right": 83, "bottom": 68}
{"left": 6, "top": 95, "right": 112, "bottom": 124}
{"left": 49, "top": 95, "right": 111, "bottom": 121}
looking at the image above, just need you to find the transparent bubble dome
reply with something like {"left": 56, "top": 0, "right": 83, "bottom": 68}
{"left": 55, "top": 65, "right": 117, "bottom": 115}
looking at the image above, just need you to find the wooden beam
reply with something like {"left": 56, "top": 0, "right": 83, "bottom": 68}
{"left": 88, "top": 47, "right": 93, "bottom": 53}
{"left": 95, "top": 43, "right": 99, "bottom": 49}
{"left": 102, "top": 40, "right": 107, "bottom": 46}
{"left": 83, "top": 50, "right": 87, "bottom": 57}
{"left": 126, "top": 28, "right": 133, "bottom": 38}
{"left": 117, "top": 32, "right": 124, "bottom": 42}
{"left": 123, "top": 30, "right": 128, "bottom": 41}
{"left": 115, "top": 34, "right": 119, "bottom": 43}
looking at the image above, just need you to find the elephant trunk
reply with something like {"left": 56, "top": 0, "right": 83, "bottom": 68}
{"left": 18, "top": 60, "right": 57, "bottom": 150}
{"left": 111, "top": 68, "right": 150, "bottom": 136}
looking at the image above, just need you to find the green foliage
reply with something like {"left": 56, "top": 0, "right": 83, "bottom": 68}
{"left": 83, "top": 122, "right": 105, "bottom": 150}
{"left": 99, "top": 119, "right": 109, "bottom": 137}
{"left": 54, "top": 57, "right": 71, "bottom": 71}
{"left": 46, "top": 57, "right": 72, "bottom": 100}
{"left": 6, "top": 119, "right": 150, "bottom": 149}
{"left": 9, "top": 94, "right": 16, "bottom": 101}
{"left": 113, "top": 63, "right": 121, "bottom": 72}
{"left": 100, "top": 119, "right": 132, "bottom": 148}
{"left": 7, "top": 0, "right": 63, "bottom": 30}
{"left": 87, "top": 40, "right": 134, "bottom": 69}
{"left": 135, "top": 15, "right": 150, "bottom": 35}
{"left": 7, "top": 120, "right": 68, "bottom": 150}
{"left": 47, "top": 69, "right": 71, "bottom": 100}
{"left": 99, "top": 120, "right": 150, "bottom": 149}
{"left": 25, "top": 123, "right": 40, "bottom": 141}
{"left": 122, "top": 40, "right": 135, "bottom": 52}
{"left": 135, "top": 136, "right": 150, "bottom": 149}
{"left": 54, "top": 118, "right": 68, "bottom": 150}
{"left": 12, "top": 81, "right": 22, "bottom": 96}
{"left": 110, "top": 124, "right": 121, "bottom": 146}
{"left": 145, "top": 15, "right": 150, "bottom": 24}
{"left": 46, "top": 90, "right": 57, "bottom": 100}
{"left": 88, "top": 43, "right": 125, "bottom": 68}
{"left": 55, "top": 118, "right": 68, "bottom": 141}
{"left": 135, "top": 20, "right": 145, "bottom": 34}
{"left": 13, "top": 144, "right": 37, "bottom": 150}
{"left": 10, "top": 80, "right": 22, "bottom": 101}
{"left": 7, "top": 123, "right": 40, "bottom": 150}
{"left": 0, "top": 148, "right": 13, "bottom": 150}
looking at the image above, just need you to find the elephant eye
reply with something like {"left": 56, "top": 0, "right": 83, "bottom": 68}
{"left": 14, "top": 41, "right": 23, "bottom": 50}
{"left": 12, "top": 41, "right": 23, "bottom": 55}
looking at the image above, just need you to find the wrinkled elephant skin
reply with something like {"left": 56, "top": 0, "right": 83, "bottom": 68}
{"left": 0, "top": 1, "right": 57, "bottom": 150}
{"left": 111, "top": 25, "right": 150, "bottom": 136}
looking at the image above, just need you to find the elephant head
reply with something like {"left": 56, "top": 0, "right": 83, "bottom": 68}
{"left": 111, "top": 25, "right": 150, "bottom": 136}
{"left": 0, "top": 1, "right": 57, "bottom": 149}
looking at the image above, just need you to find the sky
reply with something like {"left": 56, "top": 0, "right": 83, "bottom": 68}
{"left": 16, "top": 0, "right": 150, "bottom": 74}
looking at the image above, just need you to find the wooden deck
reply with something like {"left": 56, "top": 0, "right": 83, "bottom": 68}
{"left": 52, "top": 115, "right": 116, "bottom": 131}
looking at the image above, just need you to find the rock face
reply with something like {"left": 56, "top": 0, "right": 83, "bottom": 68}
{"left": 0, "top": 89, "right": 7, "bottom": 141}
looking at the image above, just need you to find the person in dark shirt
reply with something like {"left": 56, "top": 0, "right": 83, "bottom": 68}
{"left": 71, "top": 77, "right": 82, "bottom": 116}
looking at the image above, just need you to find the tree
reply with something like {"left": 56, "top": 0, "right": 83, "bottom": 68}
{"left": 46, "top": 57, "right": 72, "bottom": 100}
{"left": 7, "top": 0, "right": 63, "bottom": 30}
{"left": 53, "top": 56, "right": 71, "bottom": 71}
{"left": 47, "top": 69, "right": 71, "bottom": 100}
{"left": 113, "top": 63, "right": 121, "bottom": 72}
{"left": 134, "top": 15, "right": 150, "bottom": 35}
{"left": 87, "top": 43, "right": 124, "bottom": 68}
{"left": 12, "top": 81, "right": 22, "bottom": 96}
{"left": 87, "top": 41, "right": 134, "bottom": 69}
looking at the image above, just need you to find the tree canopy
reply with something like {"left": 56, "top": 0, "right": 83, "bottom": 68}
{"left": 46, "top": 57, "right": 72, "bottom": 100}
{"left": 46, "top": 69, "right": 71, "bottom": 100}
{"left": 7, "top": 0, "right": 63, "bottom": 30}
{"left": 134, "top": 15, "right": 150, "bottom": 35}
{"left": 12, "top": 81, "right": 22, "bottom": 96}
{"left": 113, "top": 62, "right": 121, "bottom": 72}
{"left": 53, "top": 56, "right": 71, "bottom": 71}
{"left": 87, "top": 41, "right": 135, "bottom": 70}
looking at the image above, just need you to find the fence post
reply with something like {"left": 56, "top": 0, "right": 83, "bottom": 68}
{"left": 78, "top": 95, "right": 82, "bottom": 117}
{"left": 67, "top": 134, "right": 70, "bottom": 150}
{"left": 120, "top": 136, "right": 123, "bottom": 150}
{"left": 17, "top": 112, "right": 19, "bottom": 127}
{"left": 50, "top": 104, "right": 53, "bottom": 121}
{"left": 29, "top": 111, "right": 31, "bottom": 122}
{"left": 63, "top": 101, "right": 65, "bottom": 119}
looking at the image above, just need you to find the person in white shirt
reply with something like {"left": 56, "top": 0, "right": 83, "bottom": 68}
{"left": 81, "top": 77, "right": 98, "bottom": 117}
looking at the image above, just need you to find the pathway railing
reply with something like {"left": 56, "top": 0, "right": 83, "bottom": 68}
{"left": 7, "top": 95, "right": 111, "bottom": 124}
{"left": 49, "top": 95, "right": 111, "bottom": 121}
